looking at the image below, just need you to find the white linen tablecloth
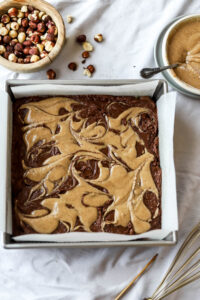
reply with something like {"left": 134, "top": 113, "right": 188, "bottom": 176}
{"left": 0, "top": 0, "right": 200, "bottom": 299}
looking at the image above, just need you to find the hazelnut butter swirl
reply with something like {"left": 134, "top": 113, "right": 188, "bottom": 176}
{"left": 12, "top": 95, "right": 161, "bottom": 236}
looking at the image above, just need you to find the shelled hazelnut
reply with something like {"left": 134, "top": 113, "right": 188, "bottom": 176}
{"left": 0, "top": 5, "right": 58, "bottom": 64}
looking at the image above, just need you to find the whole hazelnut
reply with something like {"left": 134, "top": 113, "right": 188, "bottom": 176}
{"left": 24, "top": 56, "right": 31, "bottom": 63}
{"left": 0, "top": 45, "right": 6, "bottom": 54}
{"left": 18, "top": 27, "right": 26, "bottom": 33}
{"left": 10, "top": 39, "right": 18, "bottom": 47}
{"left": 9, "top": 30, "right": 18, "bottom": 38}
{"left": 8, "top": 8, "right": 18, "bottom": 18}
{"left": 28, "top": 6, "right": 34, "bottom": 12}
{"left": 40, "top": 50, "right": 48, "bottom": 59}
{"left": 4, "top": 51, "right": 10, "bottom": 59}
{"left": 30, "top": 34, "right": 40, "bottom": 44}
{"left": 18, "top": 32, "right": 26, "bottom": 43}
{"left": 44, "top": 41, "right": 54, "bottom": 52}
{"left": 94, "top": 33, "right": 103, "bottom": 43}
{"left": 8, "top": 53, "right": 17, "bottom": 62}
{"left": 15, "top": 43, "right": 23, "bottom": 52}
{"left": 30, "top": 14, "right": 40, "bottom": 23}
{"left": 11, "top": 22, "right": 19, "bottom": 31}
{"left": 3, "top": 35, "right": 11, "bottom": 44}
{"left": 6, "top": 23, "right": 11, "bottom": 31}
{"left": 76, "top": 34, "right": 86, "bottom": 43}
{"left": 34, "top": 10, "right": 40, "bottom": 16}
{"left": 37, "top": 22, "right": 45, "bottom": 33}
{"left": 46, "top": 69, "right": 56, "bottom": 79}
{"left": 14, "top": 50, "right": 23, "bottom": 58}
{"left": 82, "top": 51, "right": 89, "bottom": 58}
{"left": 46, "top": 33, "right": 55, "bottom": 42}
{"left": 23, "top": 47, "right": 30, "bottom": 55}
{"left": 39, "top": 11, "right": 45, "bottom": 20}
{"left": 6, "top": 45, "right": 14, "bottom": 52}
{"left": 36, "top": 43, "right": 44, "bottom": 53}
{"left": 21, "top": 18, "right": 29, "bottom": 28}
{"left": 23, "top": 40, "right": 32, "bottom": 47}
{"left": 1, "top": 14, "right": 10, "bottom": 24}
{"left": 30, "top": 54, "right": 40, "bottom": 62}
{"left": 87, "top": 64, "right": 95, "bottom": 73}
{"left": 17, "top": 11, "right": 24, "bottom": 18}
{"left": 29, "top": 21, "right": 37, "bottom": 29}
{"left": 17, "top": 58, "right": 24, "bottom": 64}
{"left": 68, "top": 62, "right": 77, "bottom": 71}
{"left": 26, "top": 27, "right": 34, "bottom": 35}
{"left": 42, "top": 15, "right": 51, "bottom": 23}
{"left": 0, "top": 27, "right": 9, "bottom": 36}
{"left": 17, "top": 18, "right": 22, "bottom": 26}
{"left": 21, "top": 6, "right": 28, "bottom": 13}
{"left": 48, "top": 26, "right": 58, "bottom": 36}
{"left": 29, "top": 47, "right": 39, "bottom": 55}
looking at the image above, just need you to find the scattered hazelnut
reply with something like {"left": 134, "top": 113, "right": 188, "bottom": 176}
{"left": 15, "top": 43, "right": 23, "bottom": 52}
{"left": 11, "top": 22, "right": 19, "bottom": 31}
{"left": 46, "top": 69, "right": 56, "bottom": 79}
{"left": 29, "top": 47, "right": 39, "bottom": 55}
{"left": 94, "top": 33, "right": 103, "bottom": 42}
{"left": 18, "top": 32, "right": 26, "bottom": 43}
{"left": 36, "top": 43, "right": 44, "bottom": 53}
{"left": 29, "top": 21, "right": 37, "bottom": 29}
{"left": 21, "top": 18, "right": 29, "bottom": 28}
{"left": 30, "top": 54, "right": 40, "bottom": 62}
{"left": 17, "top": 11, "right": 24, "bottom": 19}
{"left": 82, "top": 51, "right": 89, "bottom": 58}
{"left": 76, "top": 34, "right": 86, "bottom": 43}
{"left": 82, "top": 41, "right": 93, "bottom": 52}
{"left": 40, "top": 50, "right": 48, "bottom": 58}
{"left": 30, "top": 14, "right": 40, "bottom": 23}
{"left": 8, "top": 53, "right": 17, "bottom": 62}
{"left": 0, "top": 27, "right": 9, "bottom": 36}
{"left": 30, "top": 34, "right": 40, "bottom": 44}
{"left": 14, "top": 50, "right": 23, "bottom": 58}
{"left": 8, "top": 8, "right": 18, "bottom": 18}
{"left": 39, "top": 11, "right": 45, "bottom": 20}
{"left": 68, "top": 62, "right": 77, "bottom": 71}
{"left": 1, "top": 14, "right": 10, "bottom": 24}
{"left": 21, "top": 6, "right": 28, "bottom": 13}
{"left": 3, "top": 35, "right": 11, "bottom": 44}
{"left": 0, "top": 45, "right": 6, "bottom": 54}
{"left": 87, "top": 64, "right": 95, "bottom": 73}
{"left": 44, "top": 40, "right": 54, "bottom": 52}
{"left": 67, "top": 15, "right": 73, "bottom": 23}
{"left": 9, "top": 30, "right": 18, "bottom": 38}
{"left": 83, "top": 68, "right": 92, "bottom": 77}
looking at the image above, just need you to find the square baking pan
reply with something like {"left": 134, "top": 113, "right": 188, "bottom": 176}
{"left": 1, "top": 79, "right": 177, "bottom": 249}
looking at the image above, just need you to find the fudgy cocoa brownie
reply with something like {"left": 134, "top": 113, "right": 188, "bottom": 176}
{"left": 12, "top": 95, "right": 161, "bottom": 236}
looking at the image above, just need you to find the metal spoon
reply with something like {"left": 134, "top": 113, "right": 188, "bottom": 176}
{"left": 140, "top": 63, "right": 179, "bottom": 79}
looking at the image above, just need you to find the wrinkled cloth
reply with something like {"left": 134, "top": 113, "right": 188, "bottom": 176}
{"left": 0, "top": 0, "right": 200, "bottom": 299}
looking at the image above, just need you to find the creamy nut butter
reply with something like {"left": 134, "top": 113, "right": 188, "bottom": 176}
{"left": 167, "top": 17, "right": 200, "bottom": 89}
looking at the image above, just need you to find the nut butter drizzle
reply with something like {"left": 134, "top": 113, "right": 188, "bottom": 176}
{"left": 16, "top": 97, "right": 159, "bottom": 234}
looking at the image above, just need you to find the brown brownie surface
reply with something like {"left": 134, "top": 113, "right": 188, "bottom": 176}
{"left": 12, "top": 95, "right": 161, "bottom": 236}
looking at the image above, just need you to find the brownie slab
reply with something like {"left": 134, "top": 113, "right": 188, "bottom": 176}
{"left": 12, "top": 95, "right": 161, "bottom": 236}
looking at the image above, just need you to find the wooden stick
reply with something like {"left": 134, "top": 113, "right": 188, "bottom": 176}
{"left": 115, "top": 253, "right": 158, "bottom": 300}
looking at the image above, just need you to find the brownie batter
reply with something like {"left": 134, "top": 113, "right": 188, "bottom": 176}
{"left": 12, "top": 95, "right": 161, "bottom": 236}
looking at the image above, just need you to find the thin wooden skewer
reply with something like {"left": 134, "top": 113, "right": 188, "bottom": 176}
{"left": 115, "top": 253, "right": 158, "bottom": 300}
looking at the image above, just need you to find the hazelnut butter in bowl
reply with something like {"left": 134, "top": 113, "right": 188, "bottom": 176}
{"left": 162, "top": 14, "right": 200, "bottom": 96}
{"left": 0, "top": 0, "right": 65, "bottom": 73}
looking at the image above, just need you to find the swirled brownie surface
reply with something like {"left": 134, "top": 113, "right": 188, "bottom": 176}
{"left": 12, "top": 95, "right": 161, "bottom": 236}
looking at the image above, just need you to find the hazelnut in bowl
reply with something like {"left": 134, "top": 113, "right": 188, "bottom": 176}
{"left": 0, "top": 0, "right": 65, "bottom": 72}
{"left": 162, "top": 14, "right": 200, "bottom": 96}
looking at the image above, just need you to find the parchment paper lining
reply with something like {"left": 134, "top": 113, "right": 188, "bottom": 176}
{"left": 7, "top": 82, "right": 177, "bottom": 242}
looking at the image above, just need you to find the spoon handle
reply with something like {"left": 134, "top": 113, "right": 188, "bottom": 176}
{"left": 140, "top": 64, "right": 179, "bottom": 79}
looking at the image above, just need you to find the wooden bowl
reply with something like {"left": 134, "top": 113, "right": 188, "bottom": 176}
{"left": 0, "top": 0, "right": 65, "bottom": 73}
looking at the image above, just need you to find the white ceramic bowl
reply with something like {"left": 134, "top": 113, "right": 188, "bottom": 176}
{"left": 162, "top": 14, "right": 200, "bottom": 96}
